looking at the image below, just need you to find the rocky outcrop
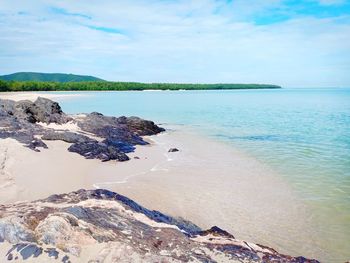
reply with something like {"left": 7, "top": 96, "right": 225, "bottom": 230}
{"left": 76, "top": 113, "right": 164, "bottom": 137}
{"left": 27, "top": 97, "right": 72, "bottom": 124}
{"left": 0, "top": 97, "right": 71, "bottom": 124}
{"left": 0, "top": 189, "right": 320, "bottom": 262}
{"left": 42, "top": 131, "right": 93, "bottom": 144}
{"left": 68, "top": 141, "right": 130, "bottom": 162}
{"left": 0, "top": 98, "right": 164, "bottom": 160}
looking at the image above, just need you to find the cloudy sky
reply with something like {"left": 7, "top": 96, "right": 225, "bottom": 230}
{"left": 0, "top": 0, "right": 349, "bottom": 87}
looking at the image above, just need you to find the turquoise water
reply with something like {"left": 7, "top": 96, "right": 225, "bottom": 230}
{"left": 55, "top": 88, "right": 350, "bottom": 260}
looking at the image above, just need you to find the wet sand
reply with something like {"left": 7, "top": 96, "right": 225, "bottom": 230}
{"left": 0, "top": 126, "right": 325, "bottom": 260}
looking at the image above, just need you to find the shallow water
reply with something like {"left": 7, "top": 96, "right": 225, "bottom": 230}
{"left": 53, "top": 88, "right": 350, "bottom": 262}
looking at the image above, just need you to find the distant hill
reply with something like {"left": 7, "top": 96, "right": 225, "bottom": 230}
{"left": 0, "top": 72, "right": 104, "bottom": 82}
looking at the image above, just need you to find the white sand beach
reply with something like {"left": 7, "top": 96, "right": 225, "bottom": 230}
{"left": 0, "top": 92, "right": 84, "bottom": 102}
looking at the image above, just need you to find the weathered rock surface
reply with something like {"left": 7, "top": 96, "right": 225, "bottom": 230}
{"left": 0, "top": 189, "right": 320, "bottom": 262}
{"left": 68, "top": 141, "right": 130, "bottom": 162}
{"left": 77, "top": 113, "right": 164, "bottom": 137}
{"left": 168, "top": 147, "right": 179, "bottom": 152}
{"left": 42, "top": 131, "right": 94, "bottom": 144}
{"left": 0, "top": 98, "right": 164, "bottom": 160}
{"left": 0, "top": 97, "right": 71, "bottom": 124}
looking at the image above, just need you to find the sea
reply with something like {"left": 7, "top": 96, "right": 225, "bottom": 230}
{"left": 54, "top": 87, "right": 349, "bottom": 262}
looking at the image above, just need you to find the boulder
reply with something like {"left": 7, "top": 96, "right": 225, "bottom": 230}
{"left": 68, "top": 141, "right": 130, "bottom": 162}
{"left": 125, "top": 116, "right": 165, "bottom": 136}
{"left": 0, "top": 97, "right": 71, "bottom": 124}
{"left": 30, "top": 97, "right": 72, "bottom": 124}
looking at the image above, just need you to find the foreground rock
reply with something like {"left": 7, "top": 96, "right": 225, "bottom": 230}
{"left": 0, "top": 189, "right": 319, "bottom": 262}
{"left": 0, "top": 97, "right": 164, "bottom": 160}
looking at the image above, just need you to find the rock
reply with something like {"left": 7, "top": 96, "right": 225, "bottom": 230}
{"left": 65, "top": 111, "right": 164, "bottom": 161}
{"left": 42, "top": 131, "right": 94, "bottom": 144}
{"left": 68, "top": 142, "right": 130, "bottom": 162}
{"left": 77, "top": 113, "right": 161, "bottom": 144}
{"left": 0, "top": 98, "right": 70, "bottom": 151}
{"left": 0, "top": 189, "right": 319, "bottom": 263}
{"left": 45, "top": 248, "right": 59, "bottom": 259}
{"left": 31, "top": 97, "right": 72, "bottom": 124}
{"left": 0, "top": 217, "right": 36, "bottom": 243}
{"left": 0, "top": 97, "right": 71, "bottom": 124}
{"left": 168, "top": 148, "right": 179, "bottom": 152}
{"left": 198, "top": 226, "right": 235, "bottom": 239}
{"left": 7, "top": 253, "right": 13, "bottom": 260}
{"left": 19, "top": 244, "right": 43, "bottom": 259}
{"left": 125, "top": 116, "right": 165, "bottom": 136}
{"left": 27, "top": 138, "right": 48, "bottom": 152}
{"left": 61, "top": 255, "right": 70, "bottom": 263}
{"left": 4, "top": 243, "right": 69, "bottom": 262}
{"left": 0, "top": 98, "right": 165, "bottom": 161}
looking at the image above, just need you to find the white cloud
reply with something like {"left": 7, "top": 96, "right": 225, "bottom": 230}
{"left": 0, "top": 0, "right": 349, "bottom": 87}
{"left": 318, "top": 0, "right": 345, "bottom": 6}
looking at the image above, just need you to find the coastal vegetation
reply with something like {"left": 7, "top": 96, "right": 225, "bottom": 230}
{"left": 0, "top": 80, "right": 281, "bottom": 92}
{"left": 0, "top": 72, "right": 281, "bottom": 91}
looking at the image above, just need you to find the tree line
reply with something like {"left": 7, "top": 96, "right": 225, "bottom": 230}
{"left": 0, "top": 80, "right": 281, "bottom": 92}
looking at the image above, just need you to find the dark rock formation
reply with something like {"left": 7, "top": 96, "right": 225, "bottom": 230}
{"left": 198, "top": 226, "right": 235, "bottom": 239}
{"left": 125, "top": 116, "right": 165, "bottom": 136}
{"left": 0, "top": 97, "right": 71, "bottom": 124}
{"left": 0, "top": 189, "right": 320, "bottom": 262}
{"left": 5, "top": 244, "right": 68, "bottom": 262}
{"left": 77, "top": 113, "right": 164, "bottom": 137}
{"left": 168, "top": 147, "right": 179, "bottom": 152}
{"left": 0, "top": 99, "right": 48, "bottom": 151}
{"left": 27, "top": 97, "right": 72, "bottom": 124}
{"left": 68, "top": 141, "right": 130, "bottom": 162}
{"left": 76, "top": 113, "right": 163, "bottom": 146}
{"left": 42, "top": 131, "right": 93, "bottom": 144}
{"left": 0, "top": 98, "right": 164, "bottom": 161}
{"left": 66, "top": 112, "right": 165, "bottom": 161}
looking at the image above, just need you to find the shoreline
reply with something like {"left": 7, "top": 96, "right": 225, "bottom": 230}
{"left": 0, "top": 93, "right": 332, "bottom": 261}
{"left": 0, "top": 91, "right": 86, "bottom": 102}
{"left": 0, "top": 124, "right": 325, "bottom": 260}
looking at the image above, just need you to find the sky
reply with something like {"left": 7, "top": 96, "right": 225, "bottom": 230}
{"left": 0, "top": 0, "right": 350, "bottom": 87}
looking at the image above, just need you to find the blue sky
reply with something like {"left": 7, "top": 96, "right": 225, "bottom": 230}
{"left": 0, "top": 0, "right": 349, "bottom": 87}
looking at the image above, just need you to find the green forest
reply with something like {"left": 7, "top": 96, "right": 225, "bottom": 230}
{"left": 0, "top": 80, "right": 281, "bottom": 92}
{"left": 0, "top": 72, "right": 104, "bottom": 82}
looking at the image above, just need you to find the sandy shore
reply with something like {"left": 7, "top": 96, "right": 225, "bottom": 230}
{"left": 0, "top": 92, "right": 325, "bottom": 260}
{"left": 0, "top": 91, "right": 85, "bottom": 102}
{"left": 0, "top": 124, "right": 325, "bottom": 260}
